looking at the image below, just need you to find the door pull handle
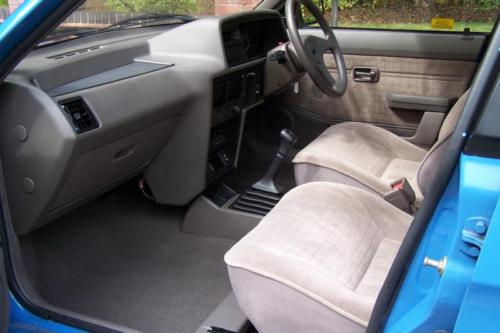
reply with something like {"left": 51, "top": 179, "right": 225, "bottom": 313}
{"left": 353, "top": 66, "right": 379, "bottom": 82}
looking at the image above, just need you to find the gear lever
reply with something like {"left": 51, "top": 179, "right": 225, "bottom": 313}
{"left": 252, "top": 129, "right": 297, "bottom": 194}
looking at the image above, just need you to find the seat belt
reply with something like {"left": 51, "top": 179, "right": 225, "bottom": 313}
{"left": 383, "top": 178, "right": 416, "bottom": 214}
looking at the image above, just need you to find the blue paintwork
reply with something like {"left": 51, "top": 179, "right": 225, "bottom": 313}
{"left": 8, "top": 294, "right": 85, "bottom": 332}
{"left": 1, "top": 1, "right": 499, "bottom": 332}
{"left": 0, "top": 0, "right": 65, "bottom": 62}
{"left": 454, "top": 156, "right": 500, "bottom": 332}
{"left": 385, "top": 154, "right": 500, "bottom": 332}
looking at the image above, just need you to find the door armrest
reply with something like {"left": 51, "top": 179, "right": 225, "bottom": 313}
{"left": 386, "top": 93, "right": 458, "bottom": 113}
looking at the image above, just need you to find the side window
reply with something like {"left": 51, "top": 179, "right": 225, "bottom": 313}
{"left": 307, "top": 0, "right": 498, "bottom": 33}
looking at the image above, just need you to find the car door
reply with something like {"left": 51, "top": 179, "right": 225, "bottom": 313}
{"left": 253, "top": 4, "right": 495, "bottom": 150}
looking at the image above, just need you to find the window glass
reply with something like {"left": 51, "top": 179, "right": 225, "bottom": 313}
{"left": 0, "top": 0, "right": 9, "bottom": 24}
{"left": 0, "top": 0, "right": 259, "bottom": 45}
{"left": 307, "top": 0, "right": 498, "bottom": 32}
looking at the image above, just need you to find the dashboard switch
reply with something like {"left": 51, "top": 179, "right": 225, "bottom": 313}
{"left": 219, "top": 151, "right": 231, "bottom": 165}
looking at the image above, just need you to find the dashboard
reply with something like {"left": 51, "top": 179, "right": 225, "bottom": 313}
{"left": 206, "top": 14, "right": 289, "bottom": 183}
{"left": 222, "top": 16, "right": 289, "bottom": 67}
{"left": 0, "top": 10, "right": 295, "bottom": 235}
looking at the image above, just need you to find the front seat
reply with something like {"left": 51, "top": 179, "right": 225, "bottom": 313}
{"left": 225, "top": 182, "right": 412, "bottom": 332}
{"left": 293, "top": 91, "right": 469, "bottom": 206}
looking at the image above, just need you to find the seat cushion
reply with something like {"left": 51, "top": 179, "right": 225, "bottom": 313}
{"left": 293, "top": 122, "right": 427, "bottom": 203}
{"left": 225, "top": 183, "right": 412, "bottom": 332}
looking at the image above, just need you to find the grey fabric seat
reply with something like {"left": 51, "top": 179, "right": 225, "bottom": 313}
{"left": 225, "top": 91, "right": 470, "bottom": 332}
{"left": 293, "top": 91, "right": 469, "bottom": 205}
{"left": 225, "top": 182, "right": 412, "bottom": 332}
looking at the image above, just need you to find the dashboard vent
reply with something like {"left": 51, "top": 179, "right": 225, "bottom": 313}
{"left": 59, "top": 98, "right": 99, "bottom": 134}
{"left": 213, "top": 81, "right": 226, "bottom": 108}
{"left": 213, "top": 73, "right": 242, "bottom": 108}
{"left": 226, "top": 76, "right": 240, "bottom": 101}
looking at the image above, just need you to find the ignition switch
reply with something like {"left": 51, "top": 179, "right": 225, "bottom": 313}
{"left": 269, "top": 50, "right": 287, "bottom": 64}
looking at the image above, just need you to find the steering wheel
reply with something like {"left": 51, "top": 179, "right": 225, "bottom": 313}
{"left": 285, "top": 0, "right": 347, "bottom": 97}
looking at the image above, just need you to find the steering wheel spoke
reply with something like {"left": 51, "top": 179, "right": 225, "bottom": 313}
{"left": 325, "top": 33, "right": 338, "bottom": 49}
{"left": 313, "top": 62, "right": 335, "bottom": 87}
{"left": 304, "top": 35, "right": 329, "bottom": 53}
{"left": 285, "top": 0, "right": 347, "bottom": 97}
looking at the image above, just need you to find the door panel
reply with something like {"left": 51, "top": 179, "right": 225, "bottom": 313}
{"left": 267, "top": 29, "right": 481, "bottom": 149}
{"left": 280, "top": 54, "right": 475, "bottom": 132}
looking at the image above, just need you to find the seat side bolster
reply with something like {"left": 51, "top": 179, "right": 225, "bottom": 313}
{"left": 227, "top": 266, "right": 366, "bottom": 333}
{"left": 417, "top": 90, "right": 470, "bottom": 196}
{"left": 293, "top": 160, "right": 391, "bottom": 195}
{"left": 225, "top": 255, "right": 373, "bottom": 328}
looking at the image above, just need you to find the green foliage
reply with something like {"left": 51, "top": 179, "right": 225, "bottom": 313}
{"left": 312, "top": 0, "right": 499, "bottom": 11}
{"left": 0, "top": 0, "right": 7, "bottom": 8}
{"left": 313, "top": 0, "right": 332, "bottom": 11}
{"left": 338, "top": 0, "right": 360, "bottom": 9}
{"left": 464, "top": 0, "right": 500, "bottom": 11}
{"left": 105, "top": 0, "right": 200, "bottom": 14}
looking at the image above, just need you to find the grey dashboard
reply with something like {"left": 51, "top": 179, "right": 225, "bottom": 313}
{"left": 0, "top": 10, "right": 292, "bottom": 235}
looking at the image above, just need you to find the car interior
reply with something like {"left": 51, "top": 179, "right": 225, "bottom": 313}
{"left": 0, "top": 0, "right": 496, "bottom": 332}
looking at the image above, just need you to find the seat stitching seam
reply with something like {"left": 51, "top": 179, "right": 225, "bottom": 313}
{"left": 295, "top": 162, "right": 390, "bottom": 195}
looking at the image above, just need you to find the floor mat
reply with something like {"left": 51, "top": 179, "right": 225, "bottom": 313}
{"left": 26, "top": 184, "right": 235, "bottom": 333}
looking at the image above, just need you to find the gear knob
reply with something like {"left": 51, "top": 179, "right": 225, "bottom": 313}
{"left": 278, "top": 129, "right": 297, "bottom": 157}
{"left": 281, "top": 128, "right": 297, "bottom": 144}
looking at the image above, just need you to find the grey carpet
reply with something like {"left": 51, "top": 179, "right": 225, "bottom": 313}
{"left": 25, "top": 184, "right": 235, "bottom": 333}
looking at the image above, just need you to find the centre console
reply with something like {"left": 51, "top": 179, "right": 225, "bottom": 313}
{"left": 206, "top": 64, "right": 263, "bottom": 184}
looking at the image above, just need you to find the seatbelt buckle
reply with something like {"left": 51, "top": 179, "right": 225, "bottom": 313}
{"left": 383, "top": 178, "right": 416, "bottom": 213}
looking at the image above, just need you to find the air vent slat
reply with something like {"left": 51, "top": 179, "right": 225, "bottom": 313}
{"left": 213, "top": 72, "right": 242, "bottom": 109}
{"left": 213, "top": 81, "right": 226, "bottom": 108}
{"left": 226, "top": 77, "right": 240, "bottom": 101}
{"left": 60, "top": 98, "right": 99, "bottom": 134}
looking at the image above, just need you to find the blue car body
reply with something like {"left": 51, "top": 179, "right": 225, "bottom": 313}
{"left": 0, "top": 1, "right": 498, "bottom": 332}
{"left": 386, "top": 154, "right": 500, "bottom": 332}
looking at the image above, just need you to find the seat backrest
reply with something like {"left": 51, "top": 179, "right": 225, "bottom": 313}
{"left": 417, "top": 90, "right": 470, "bottom": 195}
